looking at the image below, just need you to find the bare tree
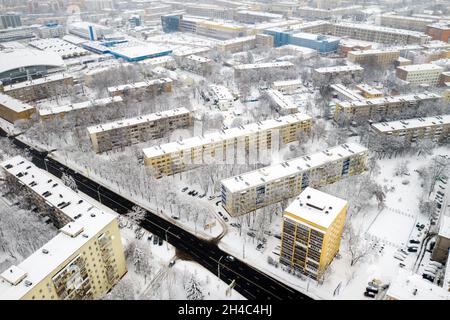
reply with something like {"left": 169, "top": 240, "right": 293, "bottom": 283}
{"left": 346, "top": 223, "right": 371, "bottom": 267}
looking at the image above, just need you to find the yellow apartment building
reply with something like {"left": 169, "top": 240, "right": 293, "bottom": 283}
{"left": 0, "top": 156, "right": 127, "bottom": 300}
{"left": 280, "top": 187, "right": 348, "bottom": 280}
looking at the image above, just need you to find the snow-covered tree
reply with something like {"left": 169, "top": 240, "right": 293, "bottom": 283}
{"left": 185, "top": 275, "right": 204, "bottom": 300}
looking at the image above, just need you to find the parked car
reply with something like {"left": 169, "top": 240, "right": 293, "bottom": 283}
{"left": 188, "top": 190, "right": 194, "bottom": 195}
{"left": 364, "top": 291, "right": 376, "bottom": 298}
{"left": 158, "top": 237, "right": 163, "bottom": 246}
{"left": 192, "top": 191, "right": 198, "bottom": 196}
{"left": 181, "top": 187, "right": 188, "bottom": 192}
{"left": 366, "top": 286, "right": 379, "bottom": 294}
{"left": 147, "top": 235, "right": 153, "bottom": 241}
{"left": 409, "top": 239, "right": 420, "bottom": 244}
{"left": 247, "top": 232, "right": 256, "bottom": 238}
{"left": 153, "top": 235, "right": 158, "bottom": 245}
{"left": 169, "top": 260, "right": 176, "bottom": 268}
{"left": 422, "top": 273, "right": 434, "bottom": 282}
{"left": 218, "top": 211, "right": 223, "bottom": 217}
{"left": 256, "top": 243, "right": 264, "bottom": 251}
{"left": 171, "top": 215, "right": 179, "bottom": 220}
{"left": 223, "top": 216, "right": 229, "bottom": 222}
{"left": 199, "top": 193, "right": 206, "bottom": 198}
{"left": 429, "top": 261, "right": 443, "bottom": 269}
{"left": 208, "top": 195, "right": 215, "bottom": 200}
{"left": 407, "top": 247, "right": 418, "bottom": 253}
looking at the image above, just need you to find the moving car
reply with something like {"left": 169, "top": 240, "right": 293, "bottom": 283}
{"left": 226, "top": 255, "right": 235, "bottom": 262}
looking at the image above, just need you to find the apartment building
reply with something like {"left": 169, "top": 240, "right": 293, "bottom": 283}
{"left": 107, "top": 78, "right": 173, "bottom": 97}
{"left": 234, "top": 10, "right": 283, "bottom": 24}
{"left": 143, "top": 113, "right": 312, "bottom": 177}
{"left": 38, "top": 96, "right": 123, "bottom": 121}
{"left": 184, "top": 3, "right": 233, "bottom": 20}
{"left": 0, "top": 156, "right": 127, "bottom": 300}
{"left": 347, "top": 49, "right": 400, "bottom": 68}
{"left": 280, "top": 187, "right": 348, "bottom": 280}
{"left": 380, "top": 14, "right": 434, "bottom": 32}
{"left": 209, "top": 85, "right": 234, "bottom": 110}
{"left": 313, "top": 65, "right": 364, "bottom": 84}
{"left": 265, "top": 89, "right": 298, "bottom": 114}
{"left": 432, "top": 216, "right": 450, "bottom": 264}
{"left": 444, "top": 89, "right": 450, "bottom": 102}
{"left": 220, "top": 143, "right": 368, "bottom": 216}
{"left": 334, "top": 92, "right": 441, "bottom": 124}
{"left": 216, "top": 36, "right": 256, "bottom": 53}
{"left": 88, "top": 107, "right": 192, "bottom": 153}
{"left": 234, "top": 61, "right": 294, "bottom": 78}
{"left": 332, "top": 23, "right": 431, "bottom": 45}
{"left": 272, "top": 79, "right": 304, "bottom": 94}
{"left": 0, "top": 93, "right": 35, "bottom": 123}
{"left": 0, "top": 73, "right": 74, "bottom": 102}
{"left": 296, "top": 6, "right": 363, "bottom": 20}
{"left": 178, "top": 55, "right": 213, "bottom": 76}
{"left": 426, "top": 23, "right": 450, "bottom": 42}
{"left": 371, "top": 114, "right": 450, "bottom": 144}
{"left": 396, "top": 64, "right": 443, "bottom": 87}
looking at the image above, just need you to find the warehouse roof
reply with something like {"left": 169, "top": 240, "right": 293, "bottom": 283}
{"left": 371, "top": 114, "right": 450, "bottom": 133}
{"left": 0, "top": 48, "right": 65, "bottom": 74}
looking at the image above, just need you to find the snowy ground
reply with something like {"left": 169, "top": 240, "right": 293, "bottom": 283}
{"left": 218, "top": 146, "right": 450, "bottom": 300}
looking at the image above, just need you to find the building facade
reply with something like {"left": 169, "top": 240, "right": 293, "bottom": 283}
{"left": 143, "top": 113, "right": 312, "bottom": 177}
{"left": 347, "top": 49, "right": 400, "bottom": 68}
{"left": 333, "top": 92, "right": 441, "bottom": 124}
{"left": 107, "top": 78, "right": 173, "bottom": 97}
{"left": 380, "top": 15, "right": 433, "bottom": 32}
{"left": 426, "top": 23, "right": 450, "bottom": 42}
{"left": 220, "top": 143, "right": 368, "bottom": 216}
{"left": 371, "top": 115, "right": 450, "bottom": 144}
{"left": 0, "top": 93, "right": 35, "bottom": 123}
{"left": 395, "top": 63, "right": 443, "bottom": 87}
{"left": 280, "top": 187, "right": 348, "bottom": 280}
{"left": 88, "top": 107, "right": 192, "bottom": 153}
{"left": 0, "top": 156, "right": 127, "bottom": 300}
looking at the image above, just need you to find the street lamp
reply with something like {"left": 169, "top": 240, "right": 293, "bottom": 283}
{"left": 44, "top": 158, "right": 49, "bottom": 172}
{"left": 165, "top": 226, "right": 171, "bottom": 250}
{"left": 218, "top": 255, "right": 224, "bottom": 279}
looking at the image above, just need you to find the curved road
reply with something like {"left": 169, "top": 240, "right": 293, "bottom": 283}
{"left": 4, "top": 132, "right": 311, "bottom": 300}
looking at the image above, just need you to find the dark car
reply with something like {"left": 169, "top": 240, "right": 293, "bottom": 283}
{"left": 422, "top": 274, "right": 434, "bottom": 282}
{"left": 181, "top": 187, "right": 188, "bottom": 192}
{"left": 407, "top": 247, "right": 418, "bottom": 253}
{"left": 409, "top": 239, "right": 420, "bottom": 244}
{"left": 147, "top": 235, "right": 153, "bottom": 241}
{"left": 153, "top": 235, "right": 158, "bottom": 245}
{"left": 223, "top": 216, "right": 229, "bottom": 222}
{"left": 158, "top": 237, "right": 163, "bottom": 246}
{"left": 192, "top": 191, "right": 198, "bottom": 196}
{"left": 171, "top": 215, "right": 179, "bottom": 220}
{"left": 188, "top": 190, "right": 194, "bottom": 195}
{"left": 247, "top": 232, "right": 256, "bottom": 238}
{"left": 366, "top": 286, "right": 379, "bottom": 294}
{"left": 364, "top": 291, "right": 376, "bottom": 298}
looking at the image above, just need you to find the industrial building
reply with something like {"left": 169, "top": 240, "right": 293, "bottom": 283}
{"left": 88, "top": 107, "right": 192, "bottom": 153}
{"left": 371, "top": 115, "right": 450, "bottom": 144}
{"left": 380, "top": 14, "right": 434, "bottom": 32}
{"left": 0, "top": 48, "right": 65, "bottom": 85}
{"left": 143, "top": 113, "right": 312, "bottom": 177}
{"left": 0, "top": 156, "right": 127, "bottom": 300}
{"left": 280, "top": 187, "right": 348, "bottom": 280}
{"left": 220, "top": 143, "right": 368, "bottom": 216}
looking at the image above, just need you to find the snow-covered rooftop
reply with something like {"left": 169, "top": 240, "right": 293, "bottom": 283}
{"left": 265, "top": 89, "right": 298, "bottom": 111}
{"left": 337, "top": 92, "right": 441, "bottom": 109}
{"left": 38, "top": 96, "right": 123, "bottom": 117}
{"left": 0, "top": 48, "right": 65, "bottom": 75}
{"left": 284, "top": 187, "right": 348, "bottom": 230}
{"left": 0, "top": 156, "right": 117, "bottom": 300}
{"left": 0, "top": 93, "right": 35, "bottom": 113}
{"left": 107, "top": 78, "right": 172, "bottom": 94}
{"left": 331, "top": 84, "right": 364, "bottom": 101}
{"left": 221, "top": 143, "right": 368, "bottom": 193}
{"left": 234, "top": 61, "right": 294, "bottom": 70}
{"left": 371, "top": 114, "right": 450, "bottom": 133}
{"left": 143, "top": 113, "right": 311, "bottom": 158}
{"left": 29, "top": 38, "right": 90, "bottom": 59}
{"left": 335, "top": 22, "right": 430, "bottom": 38}
{"left": 396, "top": 63, "right": 443, "bottom": 72}
{"left": 87, "top": 107, "right": 190, "bottom": 134}
{"left": 209, "top": 84, "right": 233, "bottom": 101}
{"left": 348, "top": 48, "right": 400, "bottom": 56}
{"left": 438, "top": 215, "right": 450, "bottom": 239}
{"left": 386, "top": 270, "right": 450, "bottom": 300}
{"left": 315, "top": 64, "right": 364, "bottom": 74}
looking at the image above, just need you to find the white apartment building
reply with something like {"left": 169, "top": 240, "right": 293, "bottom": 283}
{"left": 313, "top": 65, "right": 364, "bottom": 83}
{"left": 220, "top": 143, "right": 368, "bottom": 216}
{"left": 272, "top": 79, "right": 304, "bottom": 94}
{"left": 396, "top": 63, "right": 443, "bottom": 87}
{"left": 209, "top": 85, "right": 234, "bottom": 110}
{"left": 234, "top": 61, "right": 294, "bottom": 78}
{"left": 380, "top": 14, "right": 434, "bottom": 32}
{"left": 88, "top": 107, "right": 192, "bottom": 153}
{"left": 265, "top": 89, "right": 298, "bottom": 114}
{"left": 143, "top": 113, "right": 312, "bottom": 177}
